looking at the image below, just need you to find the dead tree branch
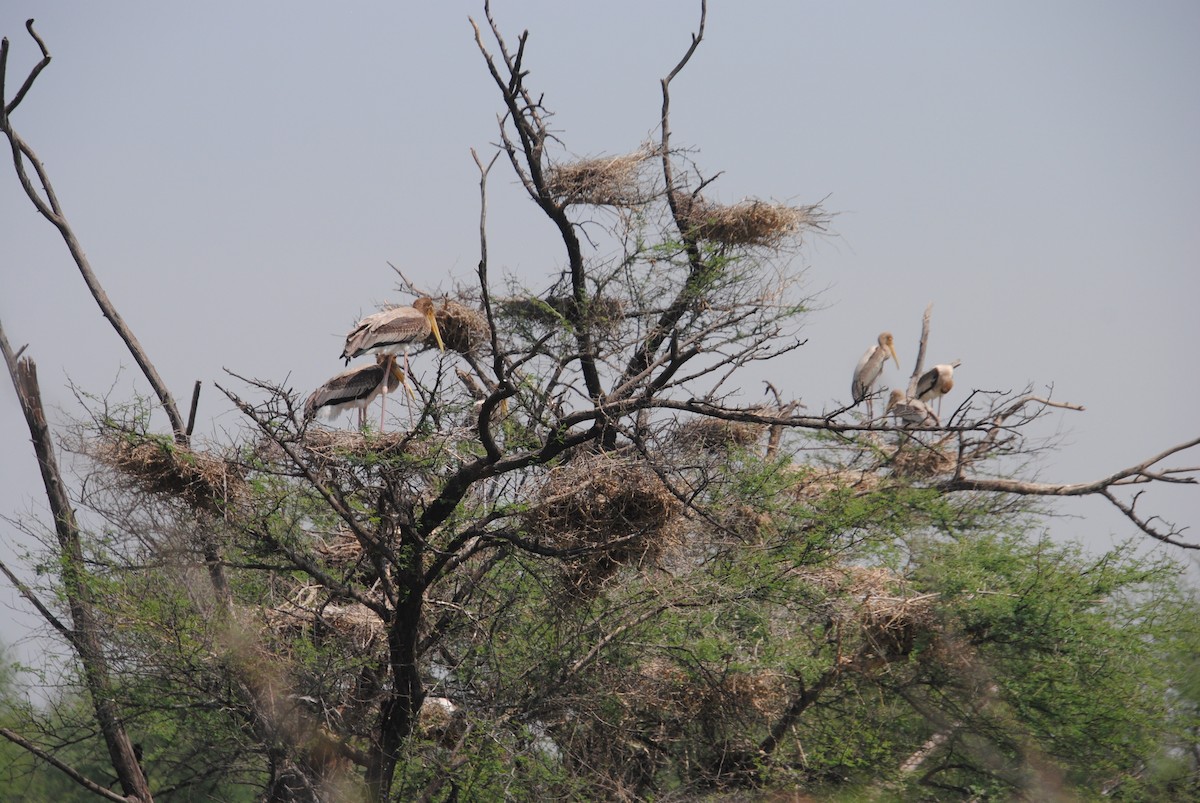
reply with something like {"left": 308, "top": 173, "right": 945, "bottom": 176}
{"left": 0, "top": 20, "right": 187, "bottom": 443}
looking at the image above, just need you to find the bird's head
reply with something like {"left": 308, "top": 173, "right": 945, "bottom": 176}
{"left": 879, "top": 332, "right": 899, "bottom": 368}
{"left": 885, "top": 388, "right": 905, "bottom": 413}
{"left": 415, "top": 296, "right": 446, "bottom": 352}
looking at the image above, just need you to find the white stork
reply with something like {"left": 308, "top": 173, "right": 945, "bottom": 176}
{"left": 915, "top": 362, "right": 956, "bottom": 418}
{"left": 342, "top": 296, "right": 446, "bottom": 422}
{"left": 851, "top": 331, "right": 900, "bottom": 418}
{"left": 885, "top": 389, "right": 939, "bottom": 427}
{"left": 305, "top": 354, "right": 412, "bottom": 431}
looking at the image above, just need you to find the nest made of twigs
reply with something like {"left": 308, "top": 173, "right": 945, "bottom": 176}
{"left": 890, "top": 438, "right": 956, "bottom": 478}
{"left": 93, "top": 434, "right": 246, "bottom": 515}
{"left": 545, "top": 151, "right": 652, "bottom": 207}
{"left": 802, "top": 566, "right": 938, "bottom": 659}
{"left": 497, "top": 295, "right": 626, "bottom": 337}
{"left": 786, "top": 466, "right": 881, "bottom": 503}
{"left": 673, "top": 192, "right": 825, "bottom": 247}
{"left": 264, "top": 583, "right": 385, "bottom": 653}
{"left": 299, "top": 429, "right": 425, "bottom": 461}
{"left": 675, "top": 417, "right": 766, "bottom": 453}
{"left": 522, "top": 455, "right": 683, "bottom": 596}
{"left": 429, "top": 299, "right": 491, "bottom": 354}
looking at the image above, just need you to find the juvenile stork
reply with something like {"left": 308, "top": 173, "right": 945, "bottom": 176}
{"left": 885, "top": 389, "right": 939, "bottom": 427}
{"left": 851, "top": 331, "right": 900, "bottom": 418}
{"left": 342, "top": 296, "right": 446, "bottom": 419}
{"left": 305, "top": 355, "right": 412, "bottom": 431}
{"left": 915, "top": 362, "right": 956, "bottom": 418}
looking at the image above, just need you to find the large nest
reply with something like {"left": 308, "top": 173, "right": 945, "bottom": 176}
{"left": 522, "top": 455, "right": 683, "bottom": 597}
{"left": 786, "top": 466, "right": 881, "bottom": 503}
{"left": 428, "top": 298, "right": 491, "bottom": 354}
{"left": 263, "top": 583, "right": 385, "bottom": 654}
{"left": 802, "top": 566, "right": 938, "bottom": 660}
{"left": 890, "top": 437, "right": 956, "bottom": 478}
{"left": 497, "top": 295, "right": 626, "bottom": 339}
{"left": 92, "top": 434, "right": 246, "bottom": 515}
{"left": 674, "top": 416, "right": 766, "bottom": 453}
{"left": 545, "top": 151, "right": 652, "bottom": 207}
{"left": 673, "top": 192, "right": 825, "bottom": 247}
{"left": 299, "top": 429, "right": 428, "bottom": 462}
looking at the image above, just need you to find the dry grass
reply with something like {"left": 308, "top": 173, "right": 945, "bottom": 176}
{"left": 263, "top": 583, "right": 385, "bottom": 654}
{"left": 546, "top": 151, "right": 652, "bottom": 207}
{"left": 801, "top": 566, "right": 938, "bottom": 658}
{"left": 673, "top": 192, "right": 826, "bottom": 247}
{"left": 786, "top": 466, "right": 881, "bottom": 503}
{"left": 300, "top": 429, "right": 425, "bottom": 461}
{"left": 92, "top": 435, "right": 246, "bottom": 515}
{"left": 522, "top": 455, "right": 683, "bottom": 597}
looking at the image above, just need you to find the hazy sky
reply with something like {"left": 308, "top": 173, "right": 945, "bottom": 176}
{"left": 2, "top": 2, "right": 1198, "bottom": 662}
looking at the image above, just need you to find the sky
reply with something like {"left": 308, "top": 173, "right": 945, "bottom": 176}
{"left": 1, "top": 2, "right": 1198, "bottom": 665}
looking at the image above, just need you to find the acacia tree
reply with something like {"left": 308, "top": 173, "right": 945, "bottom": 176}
{"left": 3, "top": 4, "right": 1199, "bottom": 802}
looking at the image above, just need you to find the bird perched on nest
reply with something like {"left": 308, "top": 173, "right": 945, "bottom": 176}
{"left": 305, "top": 354, "right": 413, "bottom": 431}
{"left": 885, "top": 389, "right": 939, "bottom": 427}
{"left": 915, "top": 362, "right": 957, "bottom": 418}
{"left": 852, "top": 331, "right": 900, "bottom": 418}
{"left": 342, "top": 296, "right": 446, "bottom": 365}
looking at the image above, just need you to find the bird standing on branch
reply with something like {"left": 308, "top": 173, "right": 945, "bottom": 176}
{"left": 916, "top": 362, "right": 957, "bottom": 418}
{"left": 341, "top": 296, "right": 446, "bottom": 421}
{"left": 305, "top": 354, "right": 413, "bottom": 431}
{"left": 851, "top": 331, "right": 900, "bottom": 418}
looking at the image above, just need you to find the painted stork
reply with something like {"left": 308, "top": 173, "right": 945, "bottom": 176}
{"left": 851, "top": 331, "right": 900, "bottom": 418}
{"left": 885, "top": 389, "right": 939, "bottom": 427}
{"left": 341, "top": 297, "right": 446, "bottom": 365}
{"left": 305, "top": 354, "right": 412, "bottom": 431}
{"left": 915, "top": 362, "right": 956, "bottom": 418}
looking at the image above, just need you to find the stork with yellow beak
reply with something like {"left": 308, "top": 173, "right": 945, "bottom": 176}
{"left": 851, "top": 331, "right": 900, "bottom": 418}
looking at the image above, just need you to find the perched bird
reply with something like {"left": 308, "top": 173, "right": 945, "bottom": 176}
{"left": 915, "top": 362, "right": 956, "bottom": 418}
{"left": 851, "top": 331, "right": 900, "bottom": 417}
{"left": 305, "top": 354, "right": 412, "bottom": 431}
{"left": 885, "top": 389, "right": 939, "bottom": 427}
{"left": 341, "top": 297, "right": 446, "bottom": 365}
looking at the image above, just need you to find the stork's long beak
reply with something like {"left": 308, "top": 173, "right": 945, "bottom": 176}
{"left": 391, "top": 363, "right": 416, "bottom": 399}
{"left": 426, "top": 308, "right": 446, "bottom": 352}
{"left": 888, "top": 344, "right": 900, "bottom": 369}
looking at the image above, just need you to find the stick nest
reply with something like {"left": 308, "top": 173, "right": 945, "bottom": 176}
{"left": 673, "top": 192, "right": 826, "bottom": 247}
{"left": 675, "top": 417, "right": 766, "bottom": 452}
{"left": 92, "top": 434, "right": 246, "bottom": 515}
{"left": 429, "top": 299, "right": 491, "bottom": 354}
{"left": 802, "top": 566, "right": 938, "bottom": 660}
{"left": 890, "top": 438, "right": 956, "bottom": 478}
{"left": 263, "top": 583, "right": 385, "bottom": 654}
{"left": 545, "top": 152, "right": 652, "bottom": 207}
{"left": 299, "top": 429, "right": 428, "bottom": 462}
{"left": 497, "top": 295, "right": 625, "bottom": 338}
{"left": 522, "top": 455, "right": 683, "bottom": 597}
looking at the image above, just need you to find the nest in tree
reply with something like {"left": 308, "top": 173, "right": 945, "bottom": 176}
{"left": 428, "top": 299, "right": 491, "bottom": 354}
{"left": 522, "top": 455, "right": 683, "bottom": 597}
{"left": 673, "top": 192, "right": 825, "bottom": 247}
{"left": 313, "top": 530, "right": 363, "bottom": 566}
{"left": 264, "top": 583, "right": 385, "bottom": 654}
{"left": 890, "top": 437, "right": 956, "bottom": 478}
{"left": 299, "top": 429, "right": 426, "bottom": 461}
{"left": 675, "top": 416, "right": 766, "bottom": 453}
{"left": 497, "top": 295, "right": 626, "bottom": 338}
{"left": 787, "top": 466, "right": 881, "bottom": 503}
{"left": 803, "top": 566, "right": 937, "bottom": 661}
{"left": 545, "top": 152, "right": 652, "bottom": 207}
{"left": 92, "top": 434, "right": 246, "bottom": 515}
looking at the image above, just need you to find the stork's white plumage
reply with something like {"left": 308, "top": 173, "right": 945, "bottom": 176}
{"left": 851, "top": 331, "right": 900, "bottom": 417}
{"left": 885, "top": 389, "right": 939, "bottom": 427}
{"left": 305, "top": 355, "right": 410, "bottom": 430}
